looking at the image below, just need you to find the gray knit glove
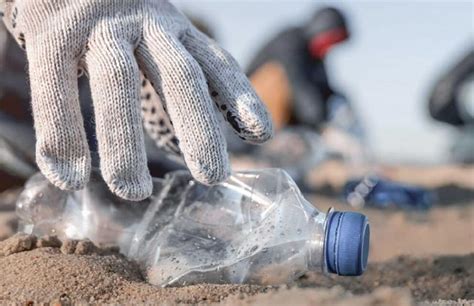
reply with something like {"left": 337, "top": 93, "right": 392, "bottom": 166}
{"left": 1, "top": 0, "right": 273, "bottom": 201}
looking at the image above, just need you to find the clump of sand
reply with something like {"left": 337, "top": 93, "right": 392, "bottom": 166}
{"left": 0, "top": 233, "right": 117, "bottom": 257}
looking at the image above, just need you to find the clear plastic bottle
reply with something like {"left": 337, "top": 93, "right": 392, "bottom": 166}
{"left": 16, "top": 168, "right": 370, "bottom": 286}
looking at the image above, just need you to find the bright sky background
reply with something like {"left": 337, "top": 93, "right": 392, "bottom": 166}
{"left": 173, "top": 0, "right": 473, "bottom": 164}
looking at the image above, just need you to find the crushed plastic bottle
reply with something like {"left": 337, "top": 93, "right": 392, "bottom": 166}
{"left": 16, "top": 168, "right": 370, "bottom": 286}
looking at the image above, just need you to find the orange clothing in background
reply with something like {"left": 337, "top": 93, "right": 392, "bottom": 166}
{"left": 250, "top": 61, "right": 293, "bottom": 130}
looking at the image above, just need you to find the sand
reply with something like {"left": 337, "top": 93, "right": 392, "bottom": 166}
{"left": 0, "top": 234, "right": 271, "bottom": 304}
{"left": 0, "top": 167, "right": 473, "bottom": 305}
{"left": 0, "top": 233, "right": 472, "bottom": 305}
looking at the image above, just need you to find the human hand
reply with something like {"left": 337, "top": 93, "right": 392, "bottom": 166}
{"left": 1, "top": 0, "right": 272, "bottom": 200}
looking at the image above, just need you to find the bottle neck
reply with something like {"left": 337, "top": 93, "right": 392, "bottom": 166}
{"left": 305, "top": 211, "right": 328, "bottom": 272}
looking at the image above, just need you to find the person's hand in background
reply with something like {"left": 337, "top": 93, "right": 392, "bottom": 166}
{"left": 1, "top": 0, "right": 272, "bottom": 201}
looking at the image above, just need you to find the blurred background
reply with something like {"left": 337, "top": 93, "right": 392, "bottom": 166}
{"left": 175, "top": 0, "right": 473, "bottom": 164}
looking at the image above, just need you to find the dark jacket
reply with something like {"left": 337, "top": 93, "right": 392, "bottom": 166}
{"left": 247, "top": 27, "right": 335, "bottom": 130}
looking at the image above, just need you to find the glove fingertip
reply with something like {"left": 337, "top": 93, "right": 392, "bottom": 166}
{"left": 188, "top": 157, "right": 231, "bottom": 186}
{"left": 106, "top": 172, "right": 153, "bottom": 201}
{"left": 37, "top": 151, "right": 91, "bottom": 191}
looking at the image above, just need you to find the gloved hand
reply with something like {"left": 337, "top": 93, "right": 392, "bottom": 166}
{"left": 1, "top": 0, "right": 273, "bottom": 201}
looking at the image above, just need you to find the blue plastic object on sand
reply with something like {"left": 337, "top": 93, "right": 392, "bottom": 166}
{"left": 344, "top": 177, "right": 434, "bottom": 210}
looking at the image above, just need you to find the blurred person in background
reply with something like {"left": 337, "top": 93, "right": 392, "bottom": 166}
{"left": 428, "top": 49, "right": 474, "bottom": 164}
{"left": 240, "top": 6, "right": 367, "bottom": 166}
{"left": 247, "top": 7, "right": 354, "bottom": 130}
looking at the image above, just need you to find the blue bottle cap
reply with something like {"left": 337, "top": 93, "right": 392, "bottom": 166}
{"left": 325, "top": 211, "right": 370, "bottom": 276}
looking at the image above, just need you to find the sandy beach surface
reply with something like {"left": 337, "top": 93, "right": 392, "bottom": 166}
{"left": 0, "top": 165, "right": 473, "bottom": 305}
